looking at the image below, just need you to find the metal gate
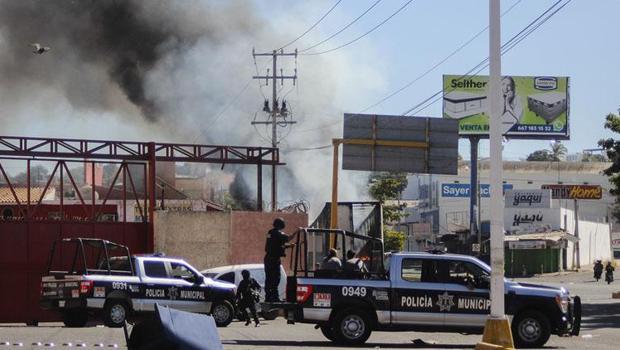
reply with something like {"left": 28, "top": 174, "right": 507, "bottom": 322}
{"left": 0, "top": 136, "right": 279, "bottom": 324}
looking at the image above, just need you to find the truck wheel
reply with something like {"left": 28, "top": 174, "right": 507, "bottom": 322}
{"left": 319, "top": 324, "right": 335, "bottom": 341}
{"left": 211, "top": 300, "right": 234, "bottom": 327}
{"left": 333, "top": 308, "right": 372, "bottom": 346}
{"left": 104, "top": 300, "right": 128, "bottom": 328}
{"left": 62, "top": 309, "right": 88, "bottom": 328}
{"left": 512, "top": 310, "right": 551, "bottom": 348}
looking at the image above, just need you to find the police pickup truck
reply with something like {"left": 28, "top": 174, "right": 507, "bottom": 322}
{"left": 40, "top": 238, "right": 236, "bottom": 328}
{"left": 282, "top": 229, "right": 581, "bottom": 348}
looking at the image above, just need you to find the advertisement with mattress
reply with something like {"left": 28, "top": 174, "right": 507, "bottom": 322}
{"left": 442, "top": 75, "right": 569, "bottom": 139}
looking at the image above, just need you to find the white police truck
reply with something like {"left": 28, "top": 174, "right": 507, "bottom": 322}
{"left": 40, "top": 238, "right": 237, "bottom": 328}
{"left": 281, "top": 229, "right": 581, "bottom": 348}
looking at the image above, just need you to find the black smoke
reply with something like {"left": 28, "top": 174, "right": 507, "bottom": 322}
{"left": 0, "top": 0, "right": 248, "bottom": 121}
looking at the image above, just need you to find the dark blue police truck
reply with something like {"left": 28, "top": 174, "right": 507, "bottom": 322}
{"left": 40, "top": 238, "right": 237, "bottom": 328}
{"left": 280, "top": 228, "right": 581, "bottom": 348}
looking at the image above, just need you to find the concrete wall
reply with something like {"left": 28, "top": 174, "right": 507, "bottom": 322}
{"left": 154, "top": 210, "right": 308, "bottom": 271}
{"left": 561, "top": 206, "right": 612, "bottom": 267}
{"left": 154, "top": 210, "right": 231, "bottom": 270}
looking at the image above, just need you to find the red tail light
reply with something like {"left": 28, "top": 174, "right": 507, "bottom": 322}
{"left": 296, "top": 284, "right": 312, "bottom": 304}
{"left": 80, "top": 280, "right": 93, "bottom": 295}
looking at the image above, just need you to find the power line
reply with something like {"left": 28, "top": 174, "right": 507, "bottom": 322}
{"left": 279, "top": 0, "right": 343, "bottom": 50}
{"left": 293, "top": 0, "right": 571, "bottom": 144}
{"left": 402, "top": 0, "right": 571, "bottom": 116}
{"left": 360, "top": 0, "right": 522, "bottom": 113}
{"left": 406, "top": 0, "right": 571, "bottom": 116}
{"left": 300, "top": 0, "right": 383, "bottom": 53}
{"left": 302, "top": 0, "right": 416, "bottom": 56}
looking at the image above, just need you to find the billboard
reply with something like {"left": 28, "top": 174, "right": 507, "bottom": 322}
{"left": 505, "top": 189, "right": 552, "bottom": 208}
{"left": 441, "top": 183, "right": 513, "bottom": 198}
{"left": 442, "top": 75, "right": 569, "bottom": 139}
{"left": 342, "top": 114, "right": 459, "bottom": 174}
{"left": 541, "top": 184, "right": 603, "bottom": 200}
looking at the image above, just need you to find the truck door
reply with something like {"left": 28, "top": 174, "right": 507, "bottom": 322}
{"left": 166, "top": 261, "right": 211, "bottom": 313}
{"left": 139, "top": 260, "right": 175, "bottom": 311}
{"left": 439, "top": 260, "right": 490, "bottom": 327}
{"left": 391, "top": 257, "right": 446, "bottom": 326}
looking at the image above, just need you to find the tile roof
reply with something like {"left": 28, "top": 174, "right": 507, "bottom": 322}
{"left": 0, "top": 186, "right": 54, "bottom": 204}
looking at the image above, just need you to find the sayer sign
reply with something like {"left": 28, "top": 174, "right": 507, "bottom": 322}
{"left": 441, "top": 183, "right": 513, "bottom": 198}
{"left": 541, "top": 184, "right": 602, "bottom": 200}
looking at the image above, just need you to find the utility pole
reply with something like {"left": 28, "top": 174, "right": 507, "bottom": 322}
{"left": 252, "top": 49, "right": 297, "bottom": 211}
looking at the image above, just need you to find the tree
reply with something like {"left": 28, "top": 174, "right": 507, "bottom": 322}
{"left": 11, "top": 165, "right": 49, "bottom": 186}
{"left": 368, "top": 172, "right": 408, "bottom": 223}
{"left": 582, "top": 153, "right": 607, "bottom": 162}
{"left": 383, "top": 229, "right": 406, "bottom": 252}
{"left": 526, "top": 149, "right": 554, "bottom": 161}
{"left": 599, "top": 112, "right": 620, "bottom": 220}
{"left": 368, "top": 172, "right": 409, "bottom": 251}
{"left": 550, "top": 141, "right": 567, "bottom": 161}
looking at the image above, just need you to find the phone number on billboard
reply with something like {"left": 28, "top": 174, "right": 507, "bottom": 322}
{"left": 515, "top": 125, "right": 554, "bottom": 132}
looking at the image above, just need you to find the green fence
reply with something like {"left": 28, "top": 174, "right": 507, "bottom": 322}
{"left": 505, "top": 248, "right": 559, "bottom": 277}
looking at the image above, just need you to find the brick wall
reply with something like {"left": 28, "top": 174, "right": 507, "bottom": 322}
{"left": 154, "top": 210, "right": 308, "bottom": 271}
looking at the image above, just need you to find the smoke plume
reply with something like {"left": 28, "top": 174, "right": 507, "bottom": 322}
{"left": 0, "top": 0, "right": 382, "bottom": 216}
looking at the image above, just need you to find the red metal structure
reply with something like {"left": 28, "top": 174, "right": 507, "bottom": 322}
{"left": 0, "top": 135, "right": 280, "bottom": 324}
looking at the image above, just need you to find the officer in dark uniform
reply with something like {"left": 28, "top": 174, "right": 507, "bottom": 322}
{"left": 264, "top": 218, "right": 289, "bottom": 302}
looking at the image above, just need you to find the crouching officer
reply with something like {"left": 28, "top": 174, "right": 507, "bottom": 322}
{"left": 264, "top": 218, "right": 291, "bottom": 302}
{"left": 237, "top": 270, "right": 261, "bottom": 327}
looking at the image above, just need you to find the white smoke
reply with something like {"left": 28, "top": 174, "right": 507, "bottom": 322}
{"left": 0, "top": 0, "right": 386, "bottom": 217}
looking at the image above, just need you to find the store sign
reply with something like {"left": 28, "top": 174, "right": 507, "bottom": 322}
{"left": 441, "top": 183, "right": 513, "bottom": 198}
{"left": 505, "top": 189, "right": 551, "bottom": 208}
{"left": 541, "top": 184, "right": 602, "bottom": 200}
{"left": 504, "top": 208, "right": 561, "bottom": 233}
{"left": 443, "top": 75, "right": 569, "bottom": 139}
{"left": 508, "top": 241, "right": 546, "bottom": 250}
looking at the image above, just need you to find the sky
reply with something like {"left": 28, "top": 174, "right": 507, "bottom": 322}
{"left": 0, "top": 0, "right": 618, "bottom": 212}
{"left": 256, "top": 0, "right": 620, "bottom": 160}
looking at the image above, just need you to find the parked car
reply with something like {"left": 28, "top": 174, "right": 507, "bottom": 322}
{"left": 201, "top": 263, "right": 286, "bottom": 320}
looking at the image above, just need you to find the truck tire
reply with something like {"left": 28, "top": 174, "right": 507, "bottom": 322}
{"left": 62, "top": 309, "right": 88, "bottom": 327}
{"left": 104, "top": 300, "right": 128, "bottom": 328}
{"left": 211, "top": 300, "right": 234, "bottom": 327}
{"left": 319, "top": 324, "right": 335, "bottom": 341}
{"left": 332, "top": 308, "right": 372, "bottom": 346}
{"left": 512, "top": 310, "right": 551, "bottom": 348}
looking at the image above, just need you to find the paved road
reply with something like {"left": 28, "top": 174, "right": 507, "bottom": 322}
{"left": 1, "top": 271, "right": 618, "bottom": 349}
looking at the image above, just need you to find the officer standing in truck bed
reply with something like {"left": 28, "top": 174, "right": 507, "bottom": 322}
{"left": 264, "top": 218, "right": 290, "bottom": 302}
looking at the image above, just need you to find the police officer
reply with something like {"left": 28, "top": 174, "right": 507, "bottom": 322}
{"left": 236, "top": 270, "right": 261, "bottom": 327}
{"left": 264, "top": 218, "right": 290, "bottom": 302}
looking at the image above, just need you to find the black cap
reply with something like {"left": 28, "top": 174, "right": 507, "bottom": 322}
{"left": 273, "top": 218, "right": 285, "bottom": 229}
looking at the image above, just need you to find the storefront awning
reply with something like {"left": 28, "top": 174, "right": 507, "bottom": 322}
{"left": 504, "top": 231, "right": 579, "bottom": 243}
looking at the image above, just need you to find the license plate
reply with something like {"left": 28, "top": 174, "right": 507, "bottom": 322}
{"left": 58, "top": 301, "right": 65, "bottom": 307}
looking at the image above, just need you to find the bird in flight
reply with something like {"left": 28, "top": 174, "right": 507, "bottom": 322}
{"left": 31, "top": 43, "right": 51, "bottom": 54}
